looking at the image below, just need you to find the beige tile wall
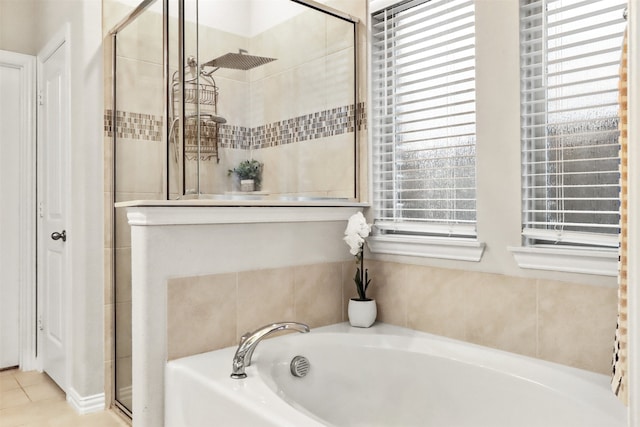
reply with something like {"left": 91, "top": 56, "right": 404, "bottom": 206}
{"left": 168, "top": 259, "right": 618, "bottom": 376}
{"left": 358, "top": 260, "right": 618, "bottom": 375}
{"left": 178, "top": 7, "right": 361, "bottom": 198}
{"left": 167, "top": 262, "right": 343, "bottom": 360}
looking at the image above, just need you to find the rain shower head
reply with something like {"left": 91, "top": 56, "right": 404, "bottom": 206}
{"left": 203, "top": 50, "right": 276, "bottom": 71}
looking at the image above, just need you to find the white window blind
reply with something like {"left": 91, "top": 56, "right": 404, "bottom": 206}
{"left": 520, "top": 0, "right": 626, "bottom": 248}
{"left": 371, "top": 0, "right": 477, "bottom": 238}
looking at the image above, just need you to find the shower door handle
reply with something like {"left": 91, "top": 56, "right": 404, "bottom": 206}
{"left": 51, "top": 230, "right": 67, "bottom": 242}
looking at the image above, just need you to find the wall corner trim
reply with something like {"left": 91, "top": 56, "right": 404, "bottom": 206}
{"left": 66, "top": 388, "right": 105, "bottom": 415}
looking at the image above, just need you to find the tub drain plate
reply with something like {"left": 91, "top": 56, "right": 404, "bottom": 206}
{"left": 290, "top": 355, "right": 310, "bottom": 378}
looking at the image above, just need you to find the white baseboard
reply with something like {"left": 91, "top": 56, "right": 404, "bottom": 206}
{"left": 66, "top": 387, "right": 105, "bottom": 414}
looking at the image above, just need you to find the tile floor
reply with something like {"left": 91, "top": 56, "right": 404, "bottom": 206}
{"left": 0, "top": 368, "right": 129, "bottom": 427}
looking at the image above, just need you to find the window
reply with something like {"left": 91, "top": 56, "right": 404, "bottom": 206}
{"left": 371, "top": 0, "right": 478, "bottom": 249}
{"left": 519, "top": 0, "right": 626, "bottom": 249}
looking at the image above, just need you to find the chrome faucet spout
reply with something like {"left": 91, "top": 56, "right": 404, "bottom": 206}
{"left": 230, "top": 321, "right": 310, "bottom": 379}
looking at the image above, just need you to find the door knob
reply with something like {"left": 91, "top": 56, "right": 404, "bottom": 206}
{"left": 51, "top": 230, "right": 66, "bottom": 242}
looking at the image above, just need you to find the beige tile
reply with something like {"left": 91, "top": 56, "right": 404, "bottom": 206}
{"left": 13, "top": 370, "right": 47, "bottom": 387}
{"left": 325, "top": 0, "right": 367, "bottom": 22}
{"left": 167, "top": 273, "right": 238, "bottom": 360}
{"left": 115, "top": 7, "right": 163, "bottom": 65}
{"left": 294, "top": 57, "right": 325, "bottom": 117}
{"left": 342, "top": 259, "right": 358, "bottom": 300}
{"left": 298, "top": 135, "right": 355, "bottom": 195}
{"left": 114, "top": 57, "right": 163, "bottom": 118}
{"left": 104, "top": 248, "right": 113, "bottom": 305}
{"left": 115, "top": 301, "right": 132, "bottom": 359}
{"left": 104, "top": 192, "right": 114, "bottom": 248}
{"left": 114, "top": 248, "right": 131, "bottom": 303}
{"left": 465, "top": 273, "right": 537, "bottom": 357}
{"left": 405, "top": 266, "right": 470, "bottom": 341}
{"left": 248, "top": 77, "right": 266, "bottom": 127}
{"left": 341, "top": 260, "right": 353, "bottom": 320}
{"left": 237, "top": 267, "right": 295, "bottom": 335}
{"left": 103, "top": 1, "right": 136, "bottom": 38}
{"left": 0, "top": 399, "right": 69, "bottom": 426}
{"left": 0, "top": 371, "right": 17, "bottom": 381}
{"left": 293, "top": 9, "right": 328, "bottom": 66}
{"left": 114, "top": 138, "right": 165, "bottom": 195}
{"left": 104, "top": 139, "right": 113, "bottom": 193}
{"left": 325, "top": 48, "right": 355, "bottom": 109}
{"left": 104, "top": 303, "right": 114, "bottom": 366}
{"left": 260, "top": 17, "right": 297, "bottom": 76}
{"left": 0, "top": 388, "right": 30, "bottom": 410}
{"left": 115, "top": 356, "right": 132, "bottom": 410}
{"left": 294, "top": 263, "right": 342, "bottom": 328}
{"left": 103, "top": 43, "right": 114, "bottom": 110}
{"left": 22, "top": 378, "right": 65, "bottom": 402}
{"left": 213, "top": 76, "right": 250, "bottom": 128}
{"left": 103, "top": 359, "right": 114, "bottom": 413}
{"left": 327, "top": 11, "right": 355, "bottom": 54}
{"left": 262, "top": 71, "right": 298, "bottom": 125}
{"left": 538, "top": 280, "right": 618, "bottom": 374}
{"left": 363, "top": 260, "right": 409, "bottom": 327}
{"left": 0, "top": 375, "right": 20, "bottom": 392}
{"left": 253, "top": 144, "right": 300, "bottom": 195}
{"left": 45, "top": 410, "right": 131, "bottom": 427}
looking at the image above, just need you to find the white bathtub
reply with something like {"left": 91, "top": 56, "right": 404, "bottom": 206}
{"left": 165, "top": 323, "right": 626, "bottom": 427}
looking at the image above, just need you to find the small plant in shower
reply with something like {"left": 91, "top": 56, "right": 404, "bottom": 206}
{"left": 344, "top": 212, "right": 372, "bottom": 300}
{"left": 228, "top": 159, "right": 263, "bottom": 191}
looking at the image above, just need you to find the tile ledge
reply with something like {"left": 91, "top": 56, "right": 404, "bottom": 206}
{"left": 123, "top": 205, "right": 366, "bottom": 226}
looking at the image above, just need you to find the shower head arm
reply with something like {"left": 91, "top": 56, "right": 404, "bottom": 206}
{"left": 200, "top": 66, "right": 220, "bottom": 77}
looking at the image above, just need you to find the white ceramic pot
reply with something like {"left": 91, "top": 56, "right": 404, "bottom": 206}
{"left": 240, "top": 179, "right": 255, "bottom": 192}
{"left": 348, "top": 299, "right": 377, "bottom": 328}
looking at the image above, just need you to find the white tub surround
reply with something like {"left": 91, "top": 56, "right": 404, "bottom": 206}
{"left": 119, "top": 201, "right": 365, "bottom": 427}
{"left": 166, "top": 322, "right": 627, "bottom": 427}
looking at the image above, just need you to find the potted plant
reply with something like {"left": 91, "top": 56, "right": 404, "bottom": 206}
{"left": 228, "top": 159, "right": 263, "bottom": 192}
{"left": 343, "top": 212, "right": 376, "bottom": 327}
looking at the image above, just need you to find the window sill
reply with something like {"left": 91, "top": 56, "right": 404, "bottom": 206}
{"left": 367, "top": 235, "right": 485, "bottom": 262}
{"left": 509, "top": 246, "right": 619, "bottom": 277}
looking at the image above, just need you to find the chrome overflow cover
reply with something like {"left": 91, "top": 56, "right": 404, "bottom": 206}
{"left": 290, "top": 355, "right": 310, "bottom": 378}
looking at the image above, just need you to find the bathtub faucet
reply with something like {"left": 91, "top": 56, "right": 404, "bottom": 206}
{"left": 231, "top": 322, "right": 310, "bottom": 379}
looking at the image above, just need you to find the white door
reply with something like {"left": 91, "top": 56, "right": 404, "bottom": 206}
{"left": 0, "top": 54, "right": 27, "bottom": 369}
{"left": 38, "top": 39, "right": 69, "bottom": 390}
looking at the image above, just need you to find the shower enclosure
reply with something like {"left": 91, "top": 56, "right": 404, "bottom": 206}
{"left": 108, "top": 0, "right": 360, "bottom": 416}
{"left": 171, "top": 0, "right": 359, "bottom": 200}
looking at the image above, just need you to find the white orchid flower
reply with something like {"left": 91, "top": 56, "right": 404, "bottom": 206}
{"left": 344, "top": 212, "right": 371, "bottom": 239}
{"left": 343, "top": 233, "right": 363, "bottom": 255}
{"left": 343, "top": 212, "right": 373, "bottom": 300}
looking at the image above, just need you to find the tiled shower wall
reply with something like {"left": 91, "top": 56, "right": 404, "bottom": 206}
{"left": 168, "top": 260, "right": 617, "bottom": 375}
{"left": 193, "top": 5, "right": 362, "bottom": 197}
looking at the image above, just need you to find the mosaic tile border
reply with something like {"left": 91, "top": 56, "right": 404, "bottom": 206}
{"left": 218, "top": 103, "right": 366, "bottom": 150}
{"left": 105, "top": 102, "right": 366, "bottom": 149}
{"left": 104, "top": 110, "right": 163, "bottom": 142}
